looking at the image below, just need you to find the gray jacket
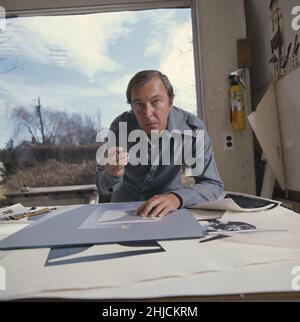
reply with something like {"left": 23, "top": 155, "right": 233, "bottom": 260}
{"left": 96, "top": 106, "right": 224, "bottom": 208}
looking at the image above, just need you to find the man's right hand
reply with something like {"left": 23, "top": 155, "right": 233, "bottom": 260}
{"left": 105, "top": 147, "right": 129, "bottom": 177}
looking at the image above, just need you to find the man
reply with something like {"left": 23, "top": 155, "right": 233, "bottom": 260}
{"left": 96, "top": 70, "right": 223, "bottom": 218}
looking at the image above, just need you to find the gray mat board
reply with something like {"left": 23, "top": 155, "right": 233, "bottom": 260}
{"left": 0, "top": 202, "right": 204, "bottom": 250}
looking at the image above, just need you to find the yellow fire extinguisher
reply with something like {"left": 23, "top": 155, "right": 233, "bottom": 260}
{"left": 229, "top": 69, "right": 246, "bottom": 131}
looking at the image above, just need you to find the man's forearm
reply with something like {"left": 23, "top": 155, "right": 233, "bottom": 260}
{"left": 171, "top": 179, "right": 224, "bottom": 208}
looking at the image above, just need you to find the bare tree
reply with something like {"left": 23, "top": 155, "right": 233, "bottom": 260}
{"left": 36, "top": 97, "right": 46, "bottom": 144}
{"left": 10, "top": 106, "right": 41, "bottom": 142}
{"left": 10, "top": 103, "right": 101, "bottom": 145}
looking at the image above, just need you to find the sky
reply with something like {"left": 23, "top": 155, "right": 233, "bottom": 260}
{"left": 0, "top": 8, "right": 197, "bottom": 148}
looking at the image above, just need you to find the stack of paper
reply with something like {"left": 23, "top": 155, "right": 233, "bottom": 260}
{"left": 190, "top": 191, "right": 281, "bottom": 212}
{"left": 0, "top": 203, "right": 28, "bottom": 220}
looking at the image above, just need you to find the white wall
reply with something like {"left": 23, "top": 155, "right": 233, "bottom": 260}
{"left": 245, "top": 0, "right": 273, "bottom": 107}
{"left": 195, "top": 0, "right": 256, "bottom": 194}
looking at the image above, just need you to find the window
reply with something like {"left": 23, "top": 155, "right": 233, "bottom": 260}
{"left": 0, "top": 3, "right": 199, "bottom": 195}
{"left": 0, "top": 8, "right": 196, "bottom": 147}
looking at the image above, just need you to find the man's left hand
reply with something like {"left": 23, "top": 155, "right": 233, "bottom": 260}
{"left": 137, "top": 193, "right": 181, "bottom": 219}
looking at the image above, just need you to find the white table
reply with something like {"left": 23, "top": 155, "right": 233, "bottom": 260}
{"left": 0, "top": 205, "right": 300, "bottom": 301}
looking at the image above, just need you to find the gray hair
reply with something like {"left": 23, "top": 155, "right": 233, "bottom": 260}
{"left": 126, "top": 70, "right": 174, "bottom": 105}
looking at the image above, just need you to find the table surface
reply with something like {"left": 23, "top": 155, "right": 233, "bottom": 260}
{"left": 1, "top": 204, "right": 300, "bottom": 301}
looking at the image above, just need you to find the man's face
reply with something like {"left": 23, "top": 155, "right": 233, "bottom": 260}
{"left": 131, "top": 76, "right": 172, "bottom": 135}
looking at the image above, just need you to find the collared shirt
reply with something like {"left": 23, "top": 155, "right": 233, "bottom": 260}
{"left": 96, "top": 106, "right": 224, "bottom": 208}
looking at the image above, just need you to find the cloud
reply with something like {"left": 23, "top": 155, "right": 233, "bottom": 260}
{"left": 1, "top": 9, "right": 196, "bottom": 112}
{"left": 105, "top": 74, "right": 132, "bottom": 97}
{"left": 1, "top": 12, "right": 138, "bottom": 79}
{"left": 143, "top": 10, "right": 197, "bottom": 114}
{"left": 160, "top": 23, "right": 197, "bottom": 114}
{"left": 144, "top": 11, "right": 177, "bottom": 57}
{"left": 0, "top": 9, "right": 197, "bottom": 148}
{"left": 0, "top": 73, "right": 104, "bottom": 112}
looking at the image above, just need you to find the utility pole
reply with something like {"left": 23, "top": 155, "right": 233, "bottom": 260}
{"left": 36, "top": 97, "right": 45, "bottom": 144}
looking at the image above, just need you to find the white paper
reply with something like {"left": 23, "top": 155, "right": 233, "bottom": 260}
{"left": 221, "top": 206, "right": 300, "bottom": 249}
{"left": 248, "top": 83, "right": 286, "bottom": 189}
{"left": 2, "top": 239, "right": 300, "bottom": 300}
{"left": 97, "top": 210, "right": 161, "bottom": 225}
{"left": 190, "top": 191, "right": 281, "bottom": 212}
{"left": 37, "top": 258, "right": 300, "bottom": 300}
{"left": 275, "top": 67, "right": 300, "bottom": 191}
{"left": 0, "top": 203, "right": 28, "bottom": 219}
{"left": 0, "top": 243, "right": 191, "bottom": 299}
{"left": 0, "top": 222, "right": 30, "bottom": 236}
{"left": 189, "top": 208, "right": 225, "bottom": 221}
